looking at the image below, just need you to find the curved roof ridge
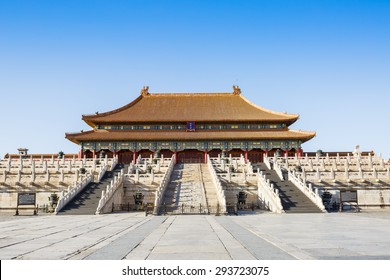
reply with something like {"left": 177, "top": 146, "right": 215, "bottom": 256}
{"left": 65, "top": 129, "right": 96, "bottom": 137}
{"left": 239, "top": 94, "right": 299, "bottom": 120}
{"left": 150, "top": 92, "right": 232, "bottom": 96}
{"left": 82, "top": 94, "right": 144, "bottom": 125}
{"left": 288, "top": 129, "right": 317, "bottom": 136}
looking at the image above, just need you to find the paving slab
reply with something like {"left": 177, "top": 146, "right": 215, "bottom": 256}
{"left": 146, "top": 215, "right": 231, "bottom": 260}
{"left": 85, "top": 216, "right": 167, "bottom": 260}
{"left": 215, "top": 216, "right": 296, "bottom": 260}
{"left": 1, "top": 212, "right": 390, "bottom": 260}
{"left": 124, "top": 216, "right": 176, "bottom": 260}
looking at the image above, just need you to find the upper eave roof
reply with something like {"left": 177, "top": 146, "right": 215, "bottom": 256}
{"left": 82, "top": 87, "right": 299, "bottom": 127}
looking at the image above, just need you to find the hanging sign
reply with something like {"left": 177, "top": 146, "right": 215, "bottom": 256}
{"left": 186, "top": 121, "right": 195, "bottom": 132}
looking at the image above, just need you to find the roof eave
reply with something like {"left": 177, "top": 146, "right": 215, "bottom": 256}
{"left": 82, "top": 94, "right": 144, "bottom": 126}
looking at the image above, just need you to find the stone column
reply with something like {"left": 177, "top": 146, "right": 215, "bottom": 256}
{"left": 32, "top": 161, "right": 36, "bottom": 182}
{"left": 345, "top": 166, "right": 349, "bottom": 180}
{"left": 368, "top": 153, "right": 373, "bottom": 169}
{"left": 316, "top": 168, "right": 321, "bottom": 181}
{"left": 19, "top": 157, "right": 23, "bottom": 172}
{"left": 43, "top": 161, "right": 47, "bottom": 173}
{"left": 2, "top": 170, "right": 6, "bottom": 183}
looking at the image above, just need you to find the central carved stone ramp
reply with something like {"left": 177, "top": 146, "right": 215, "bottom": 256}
{"left": 200, "top": 164, "right": 219, "bottom": 207}
{"left": 162, "top": 164, "right": 212, "bottom": 214}
{"left": 58, "top": 164, "right": 126, "bottom": 215}
{"left": 258, "top": 163, "right": 322, "bottom": 213}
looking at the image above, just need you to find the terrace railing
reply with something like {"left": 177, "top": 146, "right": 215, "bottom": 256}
{"left": 288, "top": 170, "right": 326, "bottom": 212}
{"left": 257, "top": 171, "right": 284, "bottom": 213}
{"left": 95, "top": 169, "right": 124, "bottom": 214}
{"left": 54, "top": 173, "right": 93, "bottom": 214}
{"left": 154, "top": 155, "right": 176, "bottom": 212}
{"left": 207, "top": 155, "right": 227, "bottom": 213}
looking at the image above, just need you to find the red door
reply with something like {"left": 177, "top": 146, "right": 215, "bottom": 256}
{"left": 247, "top": 149, "right": 264, "bottom": 163}
{"left": 177, "top": 150, "right": 204, "bottom": 163}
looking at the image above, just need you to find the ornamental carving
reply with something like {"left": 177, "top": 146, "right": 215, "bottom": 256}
{"left": 141, "top": 86, "right": 150, "bottom": 96}
{"left": 232, "top": 85, "right": 241, "bottom": 95}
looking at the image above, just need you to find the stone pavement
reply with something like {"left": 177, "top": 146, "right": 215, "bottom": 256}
{"left": 1, "top": 211, "right": 390, "bottom": 260}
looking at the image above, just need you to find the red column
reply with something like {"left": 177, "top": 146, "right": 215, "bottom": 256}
{"left": 285, "top": 148, "right": 289, "bottom": 157}
{"left": 244, "top": 149, "right": 248, "bottom": 163}
{"left": 78, "top": 150, "right": 83, "bottom": 159}
{"left": 133, "top": 150, "right": 137, "bottom": 163}
{"left": 265, "top": 149, "right": 269, "bottom": 158}
{"left": 204, "top": 150, "right": 208, "bottom": 163}
{"left": 92, "top": 149, "right": 96, "bottom": 158}
{"left": 297, "top": 148, "right": 303, "bottom": 158}
{"left": 174, "top": 150, "right": 177, "bottom": 164}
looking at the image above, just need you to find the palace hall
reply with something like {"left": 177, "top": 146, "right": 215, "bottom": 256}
{"left": 65, "top": 86, "right": 315, "bottom": 164}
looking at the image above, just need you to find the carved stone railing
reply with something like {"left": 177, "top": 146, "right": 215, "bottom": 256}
{"left": 0, "top": 156, "right": 117, "bottom": 178}
{"left": 154, "top": 155, "right": 176, "bottom": 212}
{"left": 97, "top": 162, "right": 108, "bottom": 182}
{"left": 217, "top": 172, "right": 257, "bottom": 182}
{"left": 278, "top": 153, "right": 386, "bottom": 173}
{"left": 288, "top": 170, "right": 326, "bottom": 212}
{"left": 95, "top": 169, "right": 124, "bottom": 214}
{"left": 207, "top": 155, "right": 226, "bottom": 212}
{"left": 257, "top": 171, "right": 284, "bottom": 213}
{"left": 54, "top": 173, "right": 93, "bottom": 214}
{"left": 110, "top": 155, "right": 118, "bottom": 171}
{"left": 300, "top": 167, "right": 390, "bottom": 182}
{"left": 273, "top": 160, "right": 285, "bottom": 181}
{"left": 264, "top": 155, "right": 272, "bottom": 170}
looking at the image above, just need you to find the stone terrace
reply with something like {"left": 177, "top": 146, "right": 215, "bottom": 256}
{"left": 0, "top": 156, "right": 116, "bottom": 211}
{"left": 209, "top": 155, "right": 259, "bottom": 210}
{"left": 123, "top": 155, "right": 175, "bottom": 206}
{"left": 272, "top": 153, "right": 390, "bottom": 209}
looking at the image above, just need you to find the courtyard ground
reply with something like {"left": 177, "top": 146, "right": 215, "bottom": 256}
{"left": 1, "top": 211, "right": 390, "bottom": 260}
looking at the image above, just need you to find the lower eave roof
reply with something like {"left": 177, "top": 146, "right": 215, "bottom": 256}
{"left": 66, "top": 130, "right": 316, "bottom": 144}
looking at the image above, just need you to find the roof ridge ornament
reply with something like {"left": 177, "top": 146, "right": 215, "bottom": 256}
{"left": 141, "top": 86, "right": 150, "bottom": 96}
{"left": 232, "top": 85, "right": 241, "bottom": 95}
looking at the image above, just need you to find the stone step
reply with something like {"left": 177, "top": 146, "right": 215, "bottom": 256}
{"left": 258, "top": 163, "right": 323, "bottom": 213}
{"left": 58, "top": 164, "right": 125, "bottom": 215}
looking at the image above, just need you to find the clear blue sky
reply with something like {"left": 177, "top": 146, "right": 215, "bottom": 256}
{"left": 0, "top": 0, "right": 389, "bottom": 158}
